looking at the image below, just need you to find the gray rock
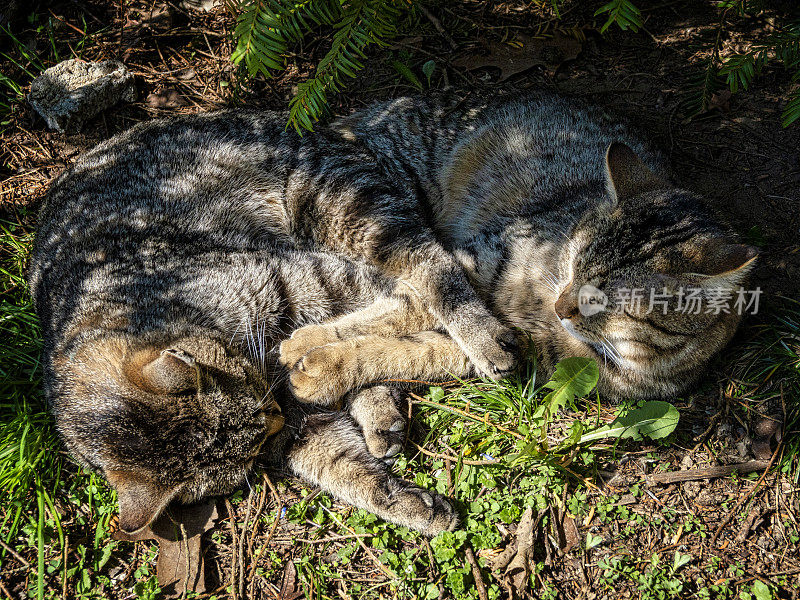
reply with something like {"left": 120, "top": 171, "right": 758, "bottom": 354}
{"left": 28, "top": 59, "right": 136, "bottom": 133}
{"left": 179, "top": 0, "right": 222, "bottom": 11}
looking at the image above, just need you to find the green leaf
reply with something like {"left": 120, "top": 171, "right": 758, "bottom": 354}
{"left": 392, "top": 60, "right": 422, "bottom": 90}
{"left": 594, "top": 0, "right": 642, "bottom": 33}
{"left": 556, "top": 420, "right": 584, "bottom": 451}
{"left": 578, "top": 401, "right": 679, "bottom": 444}
{"left": 751, "top": 580, "right": 773, "bottom": 600}
{"left": 672, "top": 550, "right": 692, "bottom": 572}
{"left": 422, "top": 59, "right": 436, "bottom": 86}
{"left": 543, "top": 357, "right": 599, "bottom": 412}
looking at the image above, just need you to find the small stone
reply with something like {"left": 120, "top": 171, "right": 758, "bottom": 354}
{"left": 180, "top": 0, "right": 222, "bottom": 11}
{"left": 28, "top": 59, "right": 136, "bottom": 133}
{"left": 736, "top": 438, "right": 752, "bottom": 459}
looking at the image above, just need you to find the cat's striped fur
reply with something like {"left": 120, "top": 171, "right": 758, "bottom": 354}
{"left": 284, "top": 93, "right": 756, "bottom": 400}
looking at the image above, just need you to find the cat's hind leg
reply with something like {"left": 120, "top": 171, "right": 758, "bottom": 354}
{"left": 286, "top": 411, "right": 458, "bottom": 536}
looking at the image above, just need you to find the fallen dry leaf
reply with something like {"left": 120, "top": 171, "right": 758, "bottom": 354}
{"left": 753, "top": 415, "right": 782, "bottom": 461}
{"left": 452, "top": 33, "right": 582, "bottom": 81}
{"left": 113, "top": 500, "right": 218, "bottom": 598}
{"left": 492, "top": 507, "right": 538, "bottom": 598}
{"left": 146, "top": 88, "right": 186, "bottom": 109}
{"left": 278, "top": 559, "right": 303, "bottom": 600}
{"left": 552, "top": 506, "right": 581, "bottom": 555}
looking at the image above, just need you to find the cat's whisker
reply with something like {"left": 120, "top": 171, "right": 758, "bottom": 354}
{"left": 601, "top": 335, "right": 623, "bottom": 367}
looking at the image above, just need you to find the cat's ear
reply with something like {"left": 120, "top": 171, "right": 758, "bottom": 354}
{"left": 132, "top": 348, "right": 200, "bottom": 395}
{"left": 605, "top": 142, "right": 667, "bottom": 201}
{"left": 687, "top": 242, "right": 758, "bottom": 288}
{"left": 105, "top": 470, "right": 181, "bottom": 534}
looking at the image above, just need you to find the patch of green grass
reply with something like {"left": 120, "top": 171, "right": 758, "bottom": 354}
{"left": 727, "top": 299, "right": 800, "bottom": 474}
{"left": 0, "top": 217, "right": 59, "bottom": 599}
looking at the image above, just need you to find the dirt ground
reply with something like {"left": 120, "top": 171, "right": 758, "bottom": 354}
{"left": 1, "top": 1, "right": 799, "bottom": 598}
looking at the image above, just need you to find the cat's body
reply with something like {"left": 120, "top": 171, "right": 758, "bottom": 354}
{"left": 282, "top": 93, "right": 755, "bottom": 400}
{"left": 29, "top": 111, "right": 459, "bottom": 536}
{"left": 30, "top": 93, "right": 754, "bottom": 535}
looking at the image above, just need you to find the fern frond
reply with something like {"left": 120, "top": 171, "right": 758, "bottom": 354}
{"left": 228, "top": 0, "right": 342, "bottom": 77}
{"left": 719, "top": 29, "right": 800, "bottom": 92}
{"left": 783, "top": 69, "right": 800, "bottom": 127}
{"left": 683, "top": 57, "right": 724, "bottom": 117}
{"left": 288, "top": 0, "right": 402, "bottom": 133}
{"left": 594, "top": 0, "right": 642, "bottom": 34}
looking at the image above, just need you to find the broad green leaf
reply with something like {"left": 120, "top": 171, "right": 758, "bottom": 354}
{"left": 672, "top": 551, "right": 692, "bottom": 572}
{"left": 578, "top": 401, "right": 679, "bottom": 444}
{"left": 751, "top": 580, "right": 773, "bottom": 600}
{"left": 543, "top": 357, "right": 599, "bottom": 413}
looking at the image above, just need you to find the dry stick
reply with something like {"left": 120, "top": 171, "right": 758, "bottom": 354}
{"left": 224, "top": 499, "right": 240, "bottom": 600}
{"left": 464, "top": 546, "right": 489, "bottom": 600}
{"left": 62, "top": 534, "right": 68, "bottom": 600}
{"left": 319, "top": 506, "right": 395, "bottom": 580}
{"left": 296, "top": 533, "right": 373, "bottom": 544}
{"left": 247, "top": 503, "right": 283, "bottom": 596}
{"left": 238, "top": 492, "right": 253, "bottom": 598}
{"left": 647, "top": 460, "right": 772, "bottom": 485}
{"left": 0, "top": 581, "right": 13, "bottom": 600}
{"left": 710, "top": 448, "right": 782, "bottom": 546}
{"left": 408, "top": 439, "right": 499, "bottom": 466}
{"left": 262, "top": 472, "right": 281, "bottom": 506}
{"left": 0, "top": 538, "right": 30, "bottom": 568}
{"left": 419, "top": 5, "right": 458, "bottom": 50}
{"left": 246, "top": 476, "right": 270, "bottom": 559}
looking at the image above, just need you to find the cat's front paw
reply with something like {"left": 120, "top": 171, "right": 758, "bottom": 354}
{"left": 388, "top": 481, "right": 459, "bottom": 536}
{"left": 279, "top": 324, "right": 340, "bottom": 369}
{"left": 458, "top": 320, "right": 520, "bottom": 380}
{"left": 288, "top": 344, "right": 353, "bottom": 405}
{"left": 348, "top": 386, "right": 406, "bottom": 464}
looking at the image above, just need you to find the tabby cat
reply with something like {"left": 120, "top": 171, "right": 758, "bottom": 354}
{"left": 281, "top": 92, "right": 757, "bottom": 402}
{"left": 29, "top": 110, "right": 461, "bottom": 536}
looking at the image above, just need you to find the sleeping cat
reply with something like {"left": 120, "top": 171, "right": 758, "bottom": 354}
{"left": 280, "top": 92, "right": 757, "bottom": 402}
{"left": 28, "top": 111, "right": 461, "bottom": 536}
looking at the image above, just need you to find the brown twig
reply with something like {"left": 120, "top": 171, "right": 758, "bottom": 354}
{"left": 238, "top": 492, "right": 252, "bottom": 597}
{"left": 647, "top": 461, "right": 771, "bottom": 485}
{"left": 224, "top": 498, "right": 240, "bottom": 600}
{"left": 62, "top": 534, "right": 68, "bottom": 600}
{"left": 465, "top": 546, "right": 489, "bottom": 600}
{"left": 247, "top": 502, "right": 283, "bottom": 596}
{"left": 408, "top": 439, "right": 500, "bottom": 466}
{"left": 0, "top": 581, "right": 13, "bottom": 600}
{"left": 419, "top": 5, "right": 458, "bottom": 50}
{"left": 710, "top": 450, "right": 782, "bottom": 546}
{"left": 297, "top": 533, "right": 373, "bottom": 544}
{"left": 319, "top": 505, "right": 395, "bottom": 580}
{"left": 0, "top": 538, "right": 30, "bottom": 568}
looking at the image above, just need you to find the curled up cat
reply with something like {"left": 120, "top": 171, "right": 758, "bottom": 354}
{"left": 29, "top": 110, "right": 462, "bottom": 537}
{"left": 29, "top": 92, "right": 755, "bottom": 537}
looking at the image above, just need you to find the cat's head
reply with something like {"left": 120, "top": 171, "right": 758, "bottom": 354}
{"left": 550, "top": 143, "right": 757, "bottom": 398}
{"left": 52, "top": 334, "right": 284, "bottom": 534}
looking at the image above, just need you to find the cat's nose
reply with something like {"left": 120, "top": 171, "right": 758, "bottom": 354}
{"left": 554, "top": 290, "right": 580, "bottom": 320}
